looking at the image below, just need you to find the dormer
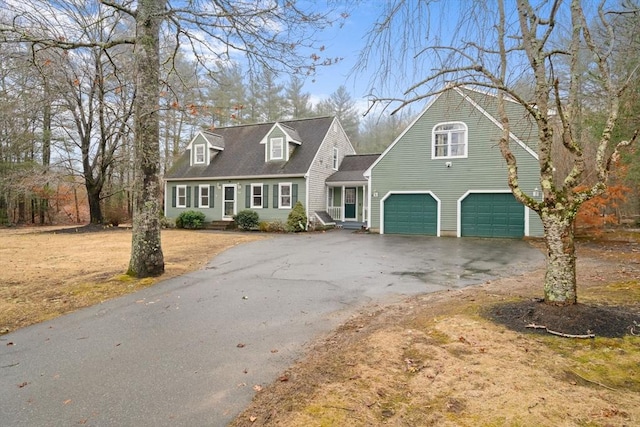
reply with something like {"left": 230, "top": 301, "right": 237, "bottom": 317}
{"left": 260, "top": 122, "right": 303, "bottom": 162}
{"left": 187, "top": 131, "right": 224, "bottom": 166}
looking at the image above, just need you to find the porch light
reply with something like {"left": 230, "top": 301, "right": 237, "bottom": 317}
{"left": 533, "top": 187, "right": 541, "bottom": 199}
{"left": 217, "top": 183, "right": 221, "bottom": 189}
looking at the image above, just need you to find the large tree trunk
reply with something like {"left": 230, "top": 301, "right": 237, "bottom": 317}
{"left": 127, "top": 0, "right": 165, "bottom": 278}
{"left": 86, "top": 183, "right": 103, "bottom": 224}
{"left": 540, "top": 211, "right": 577, "bottom": 305}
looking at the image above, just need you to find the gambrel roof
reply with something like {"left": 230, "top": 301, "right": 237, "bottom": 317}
{"left": 166, "top": 116, "right": 336, "bottom": 180}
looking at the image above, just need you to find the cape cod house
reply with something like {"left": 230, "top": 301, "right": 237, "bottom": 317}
{"left": 365, "top": 86, "right": 544, "bottom": 238}
{"left": 164, "top": 116, "right": 370, "bottom": 227}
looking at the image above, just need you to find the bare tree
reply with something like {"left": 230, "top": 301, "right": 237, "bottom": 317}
{"left": 360, "top": 0, "right": 638, "bottom": 305}
{"left": 1, "top": 0, "right": 343, "bottom": 277}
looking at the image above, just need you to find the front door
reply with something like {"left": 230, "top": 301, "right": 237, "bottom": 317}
{"left": 223, "top": 184, "right": 236, "bottom": 220}
{"left": 345, "top": 187, "right": 357, "bottom": 220}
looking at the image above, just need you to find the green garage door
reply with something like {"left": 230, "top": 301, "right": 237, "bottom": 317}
{"left": 461, "top": 193, "right": 524, "bottom": 238}
{"left": 384, "top": 194, "right": 438, "bottom": 235}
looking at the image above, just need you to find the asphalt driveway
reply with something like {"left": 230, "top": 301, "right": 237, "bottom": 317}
{"left": 0, "top": 231, "right": 544, "bottom": 426}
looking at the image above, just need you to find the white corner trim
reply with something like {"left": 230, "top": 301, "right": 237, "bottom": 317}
{"left": 453, "top": 87, "right": 539, "bottom": 161}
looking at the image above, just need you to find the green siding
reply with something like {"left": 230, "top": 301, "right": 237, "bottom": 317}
{"left": 370, "top": 88, "right": 544, "bottom": 237}
{"left": 165, "top": 177, "right": 306, "bottom": 223}
{"left": 384, "top": 194, "right": 437, "bottom": 235}
{"left": 461, "top": 193, "right": 524, "bottom": 238}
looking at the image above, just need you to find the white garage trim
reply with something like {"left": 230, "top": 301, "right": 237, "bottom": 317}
{"left": 380, "top": 191, "right": 442, "bottom": 236}
{"left": 457, "top": 190, "right": 527, "bottom": 238}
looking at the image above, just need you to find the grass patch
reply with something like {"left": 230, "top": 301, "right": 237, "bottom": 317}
{"left": 0, "top": 228, "right": 264, "bottom": 334}
{"left": 543, "top": 335, "right": 640, "bottom": 392}
{"left": 581, "top": 280, "right": 640, "bottom": 305}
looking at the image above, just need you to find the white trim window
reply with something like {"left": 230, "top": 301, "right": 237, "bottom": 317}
{"left": 194, "top": 144, "right": 206, "bottom": 164}
{"left": 199, "top": 185, "right": 209, "bottom": 208}
{"left": 270, "top": 137, "right": 284, "bottom": 160}
{"left": 251, "top": 184, "right": 263, "bottom": 209}
{"left": 177, "top": 185, "right": 187, "bottom": 208}
{"left": 432, "top": 122, "right": 468, "bottom": 159}
{"left": 332, "top": 147, "right": 339, "bottom": 170}
{"left": 279, "top": 183, "right": 292, "bottom": 209}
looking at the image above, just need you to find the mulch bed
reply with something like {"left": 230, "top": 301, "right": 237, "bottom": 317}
{"left": 485, "top": 299, "right": 640, "bottom": 338}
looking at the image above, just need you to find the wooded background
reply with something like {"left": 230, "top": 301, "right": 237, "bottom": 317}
{"left": 1, "top": 1, "right": 638, "bottom": 233}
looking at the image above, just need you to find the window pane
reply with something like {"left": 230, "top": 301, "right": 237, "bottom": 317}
{"left": 178, "top": 187, "right": 186, "bottom": 206}
{"left": 434, "top": 123, "right": 466, "bottom": 158}
{"left": 200, "top": 186, "right": 209, "bottom": 206}
{"left": 195, "top": 145, "right": 205, "bottom": 163}
{"left": 252, "top": 186, "right": 262, "bottom": 207}
{"left": 451, "top": 141, "right": 465, "bottom": 156}
{"left": 434, "top": 133, "right": 448, "bottom": 157}
{"left": 271, "top": 138, "right": 283, "bottom": 159}
{"left": 280, "top": 185, "right": 291, "bottom": 208}
{"left": 345, "top": 188, "right": 356, "bottom": 204}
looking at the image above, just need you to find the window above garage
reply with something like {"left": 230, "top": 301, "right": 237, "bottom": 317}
{"left": 432, "top": 122, "right": 468, "bottom": 159}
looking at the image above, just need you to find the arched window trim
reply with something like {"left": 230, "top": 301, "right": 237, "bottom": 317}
{"left": 431, "top": 121, "right": 468, "bottom": 159}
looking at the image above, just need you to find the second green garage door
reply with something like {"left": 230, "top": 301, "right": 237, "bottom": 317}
{"left": 384, "top": 193, "right": 438, "bottom": 235}
{"left": 461, "top": 193, "right": 524, "bottom": 238}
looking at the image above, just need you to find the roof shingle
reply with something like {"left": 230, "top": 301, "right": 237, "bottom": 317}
{"left": 166, "top": 116, "right": 335, "bottom": 179}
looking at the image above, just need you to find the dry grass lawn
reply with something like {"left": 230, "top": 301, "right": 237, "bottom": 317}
{"left": 231, "top": 235, "right": 640, "bottom": 427}
{"left": 2, "top": 226, "right": 639, "bottom": 426}
{"left": 0, "top": 226, "right": 264, "bottom": 333}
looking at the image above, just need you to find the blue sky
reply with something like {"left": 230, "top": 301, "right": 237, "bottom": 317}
{"left": 299, "top": 3, "right": 388, "bottom": 113}
{"left": 298, "top": 1, "right": 447, "bottom": 116}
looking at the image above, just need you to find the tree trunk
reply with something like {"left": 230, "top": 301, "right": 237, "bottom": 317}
{"left": 73, "top": 186, "right": 81, "bottom": 223}
{"left": 540, "top": 211, "right": 577, "bottom": 305}
{"left": 127, "top": 0, "right": 165, "bottom": 278}
{"left": 17, "top": 193, "right": 26, "bottom": 224}
{"left": 87, "top": 184, "right": 103, "bottom": 224}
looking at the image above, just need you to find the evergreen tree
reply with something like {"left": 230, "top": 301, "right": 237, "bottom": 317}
{"left": 285, "top": 76, "right": 312, "bottom": 119}
{"left": 315, "top": 85, "right": 360, "bottom": 143}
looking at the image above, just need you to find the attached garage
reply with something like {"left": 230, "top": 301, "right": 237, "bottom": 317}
{"left": 383, "top": 193, "right": 438, "bottom": 235}
{"left": 460, "top": 192, "right": 524, "bottom": 238}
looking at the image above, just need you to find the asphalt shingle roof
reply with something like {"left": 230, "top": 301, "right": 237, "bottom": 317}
{"left": 326, "top": 154, "right": 380, "bottom": 183}
{"left": 166, "top": 116, "right": 335, "bottom": 179}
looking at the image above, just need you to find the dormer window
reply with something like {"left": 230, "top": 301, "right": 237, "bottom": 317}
{"left": 194, "top": 144, "right": 205, "bottom": 164}
{"left": 271, "top": 137, "right": 284, "bottom": 160}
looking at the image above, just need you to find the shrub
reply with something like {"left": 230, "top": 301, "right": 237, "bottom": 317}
{"left": 159, "top": 214, "right": 174, "bottom": 229}
{"left": 103, "top": 205, "right": 128, "bottom": 227}
{"left": 234, "top": 209, "right": 260, "bottom": 230}
{"left": 575, "top": 184, "right": 629, "bottom": 236}
{"left": 286, "top": 201, "right": 307, "bottom": 232}
{"left": 176, "top": 210, "right": 206, "bottom": 229}
{"left": 259, "top": 220, "right": 286, "bottom": 232}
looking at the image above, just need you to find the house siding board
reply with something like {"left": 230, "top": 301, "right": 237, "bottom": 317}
{"left": 306, "top": 118, "right": 356, "bottom": 216}
{"left": 165, "top": 177, "right": 306, "bottom": 223}
{"left": 370, "top": 88, "right": 543, "bottom": 237}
